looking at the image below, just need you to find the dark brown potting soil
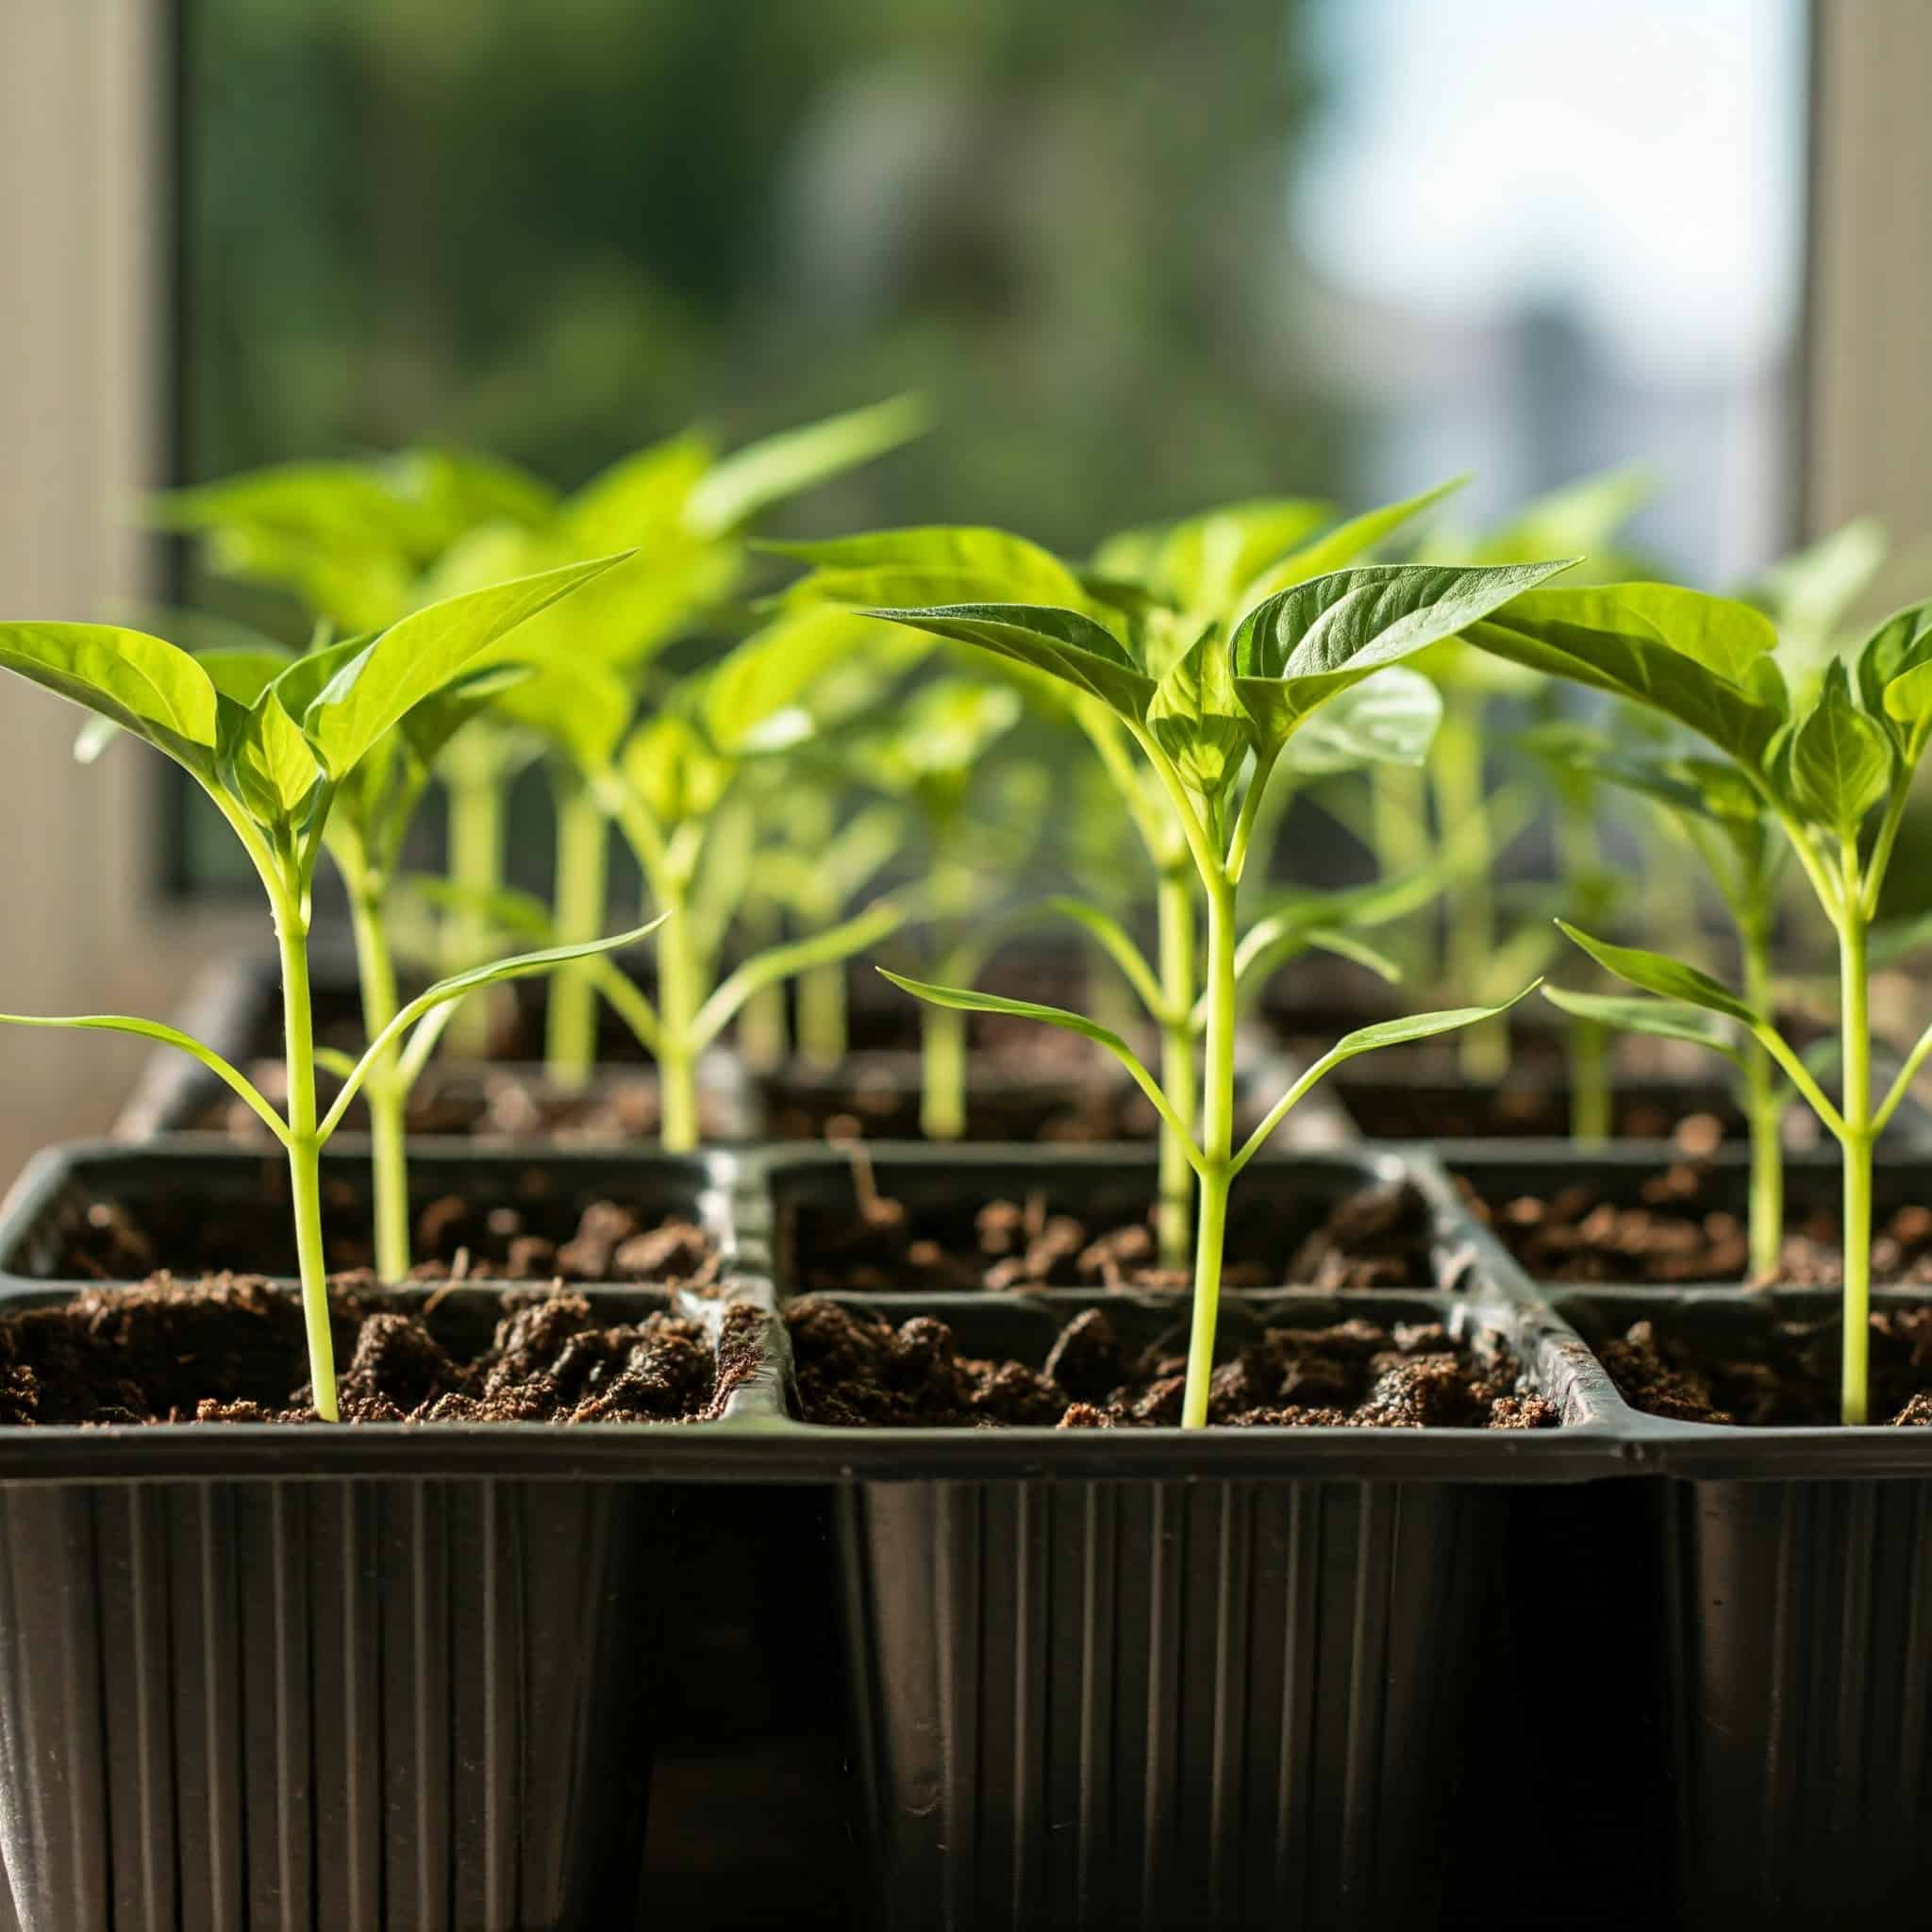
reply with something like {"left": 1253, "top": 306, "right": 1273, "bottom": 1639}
{"left": 58, "top": 1189, "right": 720, "bottom": 1289}
{"left": 784, "top": 1297, "right": 1555, "bottom": 1429}
{"left": 790, "top": 1169, "right": 1436, "bottom": 1294}
{"left": 1461, "top": 1159, "right": 1932, "bottom": 1288}
{"left": 0, "top": 1276, "right": 763, "bottom": 1425}
{"left": 1599, "top": 1307, "right": 1932, "bottom": 1426}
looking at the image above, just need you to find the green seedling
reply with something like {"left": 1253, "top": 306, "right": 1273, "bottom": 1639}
{"left": 868, "top": 558, "right": 1566, "bottom": 1425}
{"left": 476, "top": 608, "right": 911, "bottom": 1149}
{"left": 1465, "top": 581, "right": 1932, "bottom": 1423}
{"left": 0, "top": 560, "right": 651, "bottom": 1418}
{"left": 1541, "top": 743, "right": 1789, "bottom": 1274}
{"left": 774, "top": 483, "right": 1462, "bottom": 1261}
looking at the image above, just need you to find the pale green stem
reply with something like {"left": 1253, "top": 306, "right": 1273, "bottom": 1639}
{"left": 921, "top": 1006, "right": 969, "bottom": 1141}
{"left": 1157, "top": 866, "right": 1197, "bottom": 1270}
{"left": 1740, "top": 908, "right": 1785, "bottom": 1281}
{"left": 1433, "top": 695, "right": 1506, "bottom": 1078}
{"left": 1838, "top": 882, "right": 1873, "bottom": 1425}
{"left": 736, "top": 901, "right": 790, "bottom": 1074}
{"left": 346, "top": 882, "right": 410, "bottom": 1282}
{"left": 275, "top": 898, "right": 338, "bottom": 1422}
{"left": 658, "top": 873, "right": 702, "bottom": 1153}
{"left": 1568, "top": 1019, "right": 1611, "bottom": 1144}
{"left": 442, "top": 760, "right": 506, "bottom": 1058}
{"left": 797, "top": 955, "right": 848, "bottom": 1070}
{"left": 545, "top": 774, "right": 609, "bottom": 1091}
{"left": 1181, "top": 867, "right": 1239, "bottom": 1431}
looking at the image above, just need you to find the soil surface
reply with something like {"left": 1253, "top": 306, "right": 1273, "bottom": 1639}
{"left": 194, "top": 1064, "right": 739, "bottom": 1145}
{"left": 1461, "top": 1158, "right": 1932, "bottom": 1287}
{"left": 785, "top": 1163, "right": 1440, "bottom": 1294}
{"left": 785, "top": 1298, "right": 1555, "bottom": 1429}
{"left": 1598, "top": 1307, "right": 1932, "bottom": 1427}
{"left": 0, "top": 1276, "right": 763, "bottom": 1425}
{"left": 57, "top": 1186, "right": 721, "bottom": 1290}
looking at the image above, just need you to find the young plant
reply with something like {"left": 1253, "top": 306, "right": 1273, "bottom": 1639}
{"left": 1541, "top": 744, "right": 1789, "bottom": 1273}
{"left": 478, "top": 608, "right": 910, "bottom": 1149}
{"left": 868, "top": 558, "right": 1566, "bottom": 1425}
{"left": 0, "top": 560, "right": 651, "bottom": 1418}
{"left": 774, "top": 483, "right": 1462, "bottom": 1261}
{"left": 1465, "top": 582, "right": 1932, "bottom": 1422}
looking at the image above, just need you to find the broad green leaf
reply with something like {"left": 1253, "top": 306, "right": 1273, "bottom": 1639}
{"left": 397, "top": 663, "right": 534, "bottom": 772}
{"left": 1462, "top": 584, "right": 1785, "bottom": 769}
{"left": 0, "top": 1010, "right": 287, "bottom": 1142}
{"left": 765, "top": 525, "right": 1088, "bottom": 610}
{"left": 684, "top": 393, "right": 929, "bottom": 538}
{"left": 560, "top": 429, "right": 714, "bottom": 552}
{"left": 268, "top": 635, "right": 372, "bottom": 724}
{"left": 0, "top": 623, "right": 220, "bottom": 778}
{"left": 150, "top": 460, "right": 421, "bottom": 549}
{"left": 73, "top": 641, "right": 296, "bottom": 765}
{"left": 1318, "top": 991, "right": 1538, "bottom": 1060}
{"left": 225, "top": 691, "right": 321, "bottom": 824}
{"left": 1233, "top": 477, "right": 1467, "bottom": 621}
{"left": 1785, "top": 659, "right": 1890, "bottom": 833}
{"left": 303, "top": 555, "right": 625, "bottom": 778}
{"left": 401, "top": 445, "right": 559, "bottom": 533}
{"left": 1276, "top": 665, "right": 1441, "bottom": 776}
{"left": 1869, "top": 600, "right": 1932, "bottom": 764}
{"left": 864, "top": 602, "right": 1155, "bottom": 721}
{"left": 1555, "top": 920, "right": 1757, "bottom": 1023}
{"left": 1146, "top": 628, "right": 1255, "bottom": 796}
{"left": 1152, "top": 497, "right": 1334, "bottom": 615}
{"left": 1541, "top": 985, "right": 1745, "bottom": 1066}
{"left": 702, "top": 609, "right": 898, "bottom": 758}
{"left": 1231, "top": 560, "right": 1572, "bottom": 754}
{"left": 491, "top": 658, "right": 632, "bottom": 774}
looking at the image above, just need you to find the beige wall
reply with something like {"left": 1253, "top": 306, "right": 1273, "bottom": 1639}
{"left": 0, "top": 0, "right": 248, "bottom": 1184}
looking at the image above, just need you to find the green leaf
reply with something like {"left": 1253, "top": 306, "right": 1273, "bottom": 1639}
{"left": 1150, "top": 497, "right": 1334, "bottom": 615}
{"left": 1867, "top": 600, "right": 1932, "bottom": 765}
{"left": 878, "top": 968, "right": 1196, "bottom": 1158}
{"left": 1540, "top": 985, "right": 1745, "bottom": 1066}
{"left": 624, "top": 709, "right": 734, "bottom": 828}
{"left": 702, "top": 609, "right": 899, "bottom": 758}
{"left": 692, "top": 897, "right": 907, "bottom": 1052}
{"left": 1146, "top": 627, "right": 1255, "bottom": 796}
{"left": 1276, "top": 665, "right": 1441, "bottom": 775}
{"left": 73, "top": 641, "right": 297, "bottom": 766}
{"left": 1231, "top": 560, "right": 1572, "bottom": 755}
{"left": 1786, "top": 659, "right": 1891, "bottom": 833}
{"left": 863, "top": 602, "right": 1155, "bottom": 722}
{"left": 0, "top": 623, "right": 222, "bottom": 779}
{"left": 397, "top": 663, "right": 534, "bottom": 772}
{"left": 303, "top": 555, "right": 625, "bottom": 778}
{"left": 321, "top": 917, "right": 667, "bottom": 1141}
{"left": 1233, "top": 477, "right": 1467, "bottom": 620}
{"left": 1298, "top": 928, "right": 1403, "bottom": 983}
{"left": 684, "top": 393, "right": 929, "bottom": 538}
{"left": 560, "top": 429, "right": 715, "bottom": 552}
{"left": 1462, "top": 584, "right": 1785, "bottom": 770}
{"left": 1465, "top": 466, "right": 1653, "bottom": 566}
{"left": 1043, "top": 894, "right": 1166, "bottom": 1020}
{"left": 0, "top": 1009, "right": 287, "bottom": 1142}
{"left": 1555, "top": 920, "right": 1757, "bottom": 1023}
{"left": 224, "top": 691, "right": 322, "bottom": 825}
{"left": 766, "top": 525, "right": 1089, "bottom": 610}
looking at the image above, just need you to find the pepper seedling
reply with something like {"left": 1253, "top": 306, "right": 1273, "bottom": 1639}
{"left": 0, "top": 560, "right": 653, "bottom": 1419}
{"left": 1464, "top": 582, "right": 1932, "bottom": 1423}
{"left": 475, "top": 608, "right": 911, "bottom": 1149}
{"left": 868, "top": 558, "right": 1567, "bottom": 1425}
{"left": 774, "top": 482, "right": 1461, "bottom": 1261}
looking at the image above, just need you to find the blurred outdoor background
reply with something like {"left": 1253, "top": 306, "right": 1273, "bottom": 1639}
{"left": 0, "top": 0, "right": 1927, "bottom": 1172}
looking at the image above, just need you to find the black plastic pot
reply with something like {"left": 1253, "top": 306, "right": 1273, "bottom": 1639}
{"left": 1547, "top": 1284, "right": 1932, "bottom": 1927}
{"left": 777, "top": 1286, "right": 1625, "bottom": 1929}
{"left": 0, "top": 1141, "right": 786, "bottom": 1932}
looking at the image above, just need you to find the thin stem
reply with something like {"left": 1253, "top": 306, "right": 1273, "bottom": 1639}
{"left": 921, "top": 1005, "right": 969, "bottom": 1140}
{"left": 1433, "top": 694, "right": 1505, "bottom": 1078}
{"left": 658, "top": 873, "right": 702, "bottom": 1153}
{"left": 797, "top": 957, "right": 848, "bottom": 1069}
{"left": 1837, "top": 867, "right": 1873, "bottom": 1425}
{"left": 1182, "top": 867, "right": 1240, "bottom": 1430}
{"left": 1370, "top": 760, "right": 1434, "bottom": 981}
{"left": 1740, "top": 906, "right": 1785, "bottom": 1279}
{"left": 1156, "top": 867, "right": 1197, "bottom": 1269}
{"left": 1568, "top": 1017, "right": 1611, "bottom": 1144}
{"left": 545, "top": 773, "right": 609, "bottom": 1090}
{"left": 346, "top": 880, "right": 410, "bottom": 1282}
{"left": 274, "top": 896, "right": 338, "bottom": 1423}
{"left": 441, "top": 758, "right": 507, "bottom": 1058}
{"left": 1224, "top": 747, "right": 1282, "bottom": 887}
